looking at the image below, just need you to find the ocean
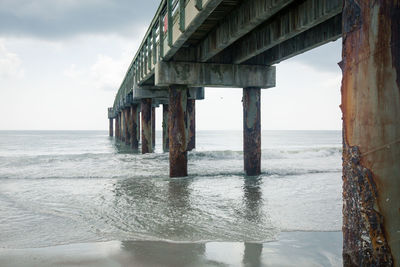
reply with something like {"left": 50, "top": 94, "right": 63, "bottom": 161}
{"left": 0, "top": 130, "right": 343, "bottom": 266}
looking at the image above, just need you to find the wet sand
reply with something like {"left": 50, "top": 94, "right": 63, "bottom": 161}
{"left": 0, "top": 231, "right": 342, "bottom": 267}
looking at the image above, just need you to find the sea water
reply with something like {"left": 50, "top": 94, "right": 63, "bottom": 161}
{"left": 0, "top": 130, "right": 343, "bottom": 266}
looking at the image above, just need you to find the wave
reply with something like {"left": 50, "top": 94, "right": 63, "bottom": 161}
{"left": 189, "top": 146, "right": 341, "bottom": 161}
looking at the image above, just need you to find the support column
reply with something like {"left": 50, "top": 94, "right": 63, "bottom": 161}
{"left": 109, "top": 118, "right": 114, "bottom": 137}
{"left": 130, "top": 105, "right": 140, "bottom": 150}
{"left": 152, "top": 107, "right": 156, "bottom": 148}
{"left": 187, "top": 99, "right": 196, "bottom": 151}
{"left": 141, "top": 99, "right": 152, "bottom": 154}
{"left": 162, "top": 104, "right": 169, "bottom": 152}
{"left": 115, "top": 115, "right": 119, "bottom": 140}
{"left": 118, "top": 112, "right": 122, "bottom": 140}
{"left": 341, "top": 1, "right": 399, "bottom": 265}
{"left": 119, "top": 112, "right": 123, "bottom": 140}
{"left": 124, "top": 108, "right": 131, "bottom": 145}
{"left": 121, "top": 110, "right": 125, "bottom": 142}
{"left": 169, "top": 85, "right": 188, "bottom": 177}
{"left": 243, "top": 87, "right": 261, "bottom": 176}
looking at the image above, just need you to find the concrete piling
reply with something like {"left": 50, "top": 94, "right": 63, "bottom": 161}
{"left": 130, "top": 104, "right": 140, "bottom": 150}
{"left": 341, "top": 0, "right": 399, "bottom": 265}
{"left": 163, "top": 104, "right": 169, "bottom": 152}
{"left": 187, "top": 99, "right": 196, "bottom": 151}
{"left": 109, "top": 118, "right": 113, "bottom": 137}
{"left": 152, "top": 107, "right": 156, "bottom": 148}
{"left": 169, "top": 85, "right": 188, "bottom": 177}
{"left": 115, "top": 115, "right": 119, "bottom": 140}
{"left": 243, "top": 87, "right": 261, "bottom": 176}
{"left": 124, "top": 108, "right": 131, "bottom": 145}
{"left": 141, "top": 99, "right": 153, "bottom": 154}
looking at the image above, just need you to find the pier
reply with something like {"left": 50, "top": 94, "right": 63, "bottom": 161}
{"left": 107, "top": 0, "right": 399, "bottom": 265}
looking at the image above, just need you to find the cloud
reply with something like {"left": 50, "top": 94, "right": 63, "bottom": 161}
{"left": 0, "top": 40, "right": 24, "bottom": 79}
{"left": 89, "top": 54, "right": 130, "bottom": 91}
{"left": 0, "top": 0, "right": 160, "bottom": 39}
{"left": 63, "top": 51, "right": 132, "bottom": 91}
{"left": 292, "top": 39, "right": 342, "bottom": 73}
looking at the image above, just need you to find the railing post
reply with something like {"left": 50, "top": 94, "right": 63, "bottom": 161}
{"left": 179, "top": 0, "right": 185, "bottom": 32}
{"left": 159, "top": 14, "right": 164, "bottom": 59}
{"left": 152, "top": 28, "right": 157, "bottom": 65}
{"left": 195, "top": 0, "right": 202, "bottom": 10}
{"left": 147, "top": 37, "right": 151, "bottom": 71}
{"left": 167, "top": 0, "right": 173, "bottom": 47}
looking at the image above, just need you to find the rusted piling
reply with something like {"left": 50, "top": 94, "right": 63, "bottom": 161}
{"left": 187, "top": 99, "right": 196, "bottom": 151}
{"left": 341, "top": 0, "right": 399, "bottom": 265}
{"left": 169, "top": 85, "right": 188, "bottom": 177}
{"left": 121, "top": 111, "right": 126, "bottom": 142}
{"left": 152, "top": 107, "right": 156, "bottom": 148}
{"left": 141, "top": 99, "right": 152, "bottom": 154}
{"left": 109, "top": 118, "right": 113, "bottom": 137}
{"left": 243, "top": 87, "right": 261, "bottom": 176}
{"left": 115, "top": 115, "right": 119, "bottom": 140}
{"left": 118, "top": 112, "right": 122, "bottom": 141}
{"left": 163, "top": 104, "right": 169, "bottom": 152}
{"left": 124, "top": 108, "right": 131, "bottom": 145}
{"left": 130, "top": 104, "right": 140, "bottom": 150}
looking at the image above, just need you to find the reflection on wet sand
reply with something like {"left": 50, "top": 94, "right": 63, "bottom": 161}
{"left": 121, "top": 241, "right": 210, "bottom": 267}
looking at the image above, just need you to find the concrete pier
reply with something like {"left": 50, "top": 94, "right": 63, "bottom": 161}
{"left": 341, "top": 0, "right": 399, "bottom": 265}
{"left": 168, "top": 85, "right": 188, "bottom": 177}
{"left": 141, "top": 99, "right": 152, "bottom": 154}
{"left": 187, "top": 99, "right": 195, "bottom": 151}
{"left": 130, "top": 104, "right": 140, "bottom": 150}
{"left": 162, "top": 104, "right": 169, "bottom": 152}
{"left": 243, "top": 87, "right": 261, "bottom": 176}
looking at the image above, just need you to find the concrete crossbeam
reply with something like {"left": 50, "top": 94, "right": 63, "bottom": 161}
{"left": 155, "top": 61, "right": 275, "bottom": 88}
{"left": 216, "top": 0, "right": 342, "bottom": 64}
{"left": 198, "top": 0, "right": 295, "bottom": 62}
{"left": 245, "top": 14, "right": 342, "bottom": 65}
{"left": 132, "top": 87, "right": 205, "bottom": 101}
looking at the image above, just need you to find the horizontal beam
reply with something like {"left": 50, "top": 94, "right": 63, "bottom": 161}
{"left": 155, "top": 61, "right": 275, "bottom": 88}
{"left": 219, "top": 0, "right": 342, "bottom": 64}
{"left": 133, "top": 86, "right": 205, "bottom": 100}
{"left": 245, "top": 14, "right": 342, "bottom": 65}
{"left": 197, "top": 0, "right": 295, "bottom": 62}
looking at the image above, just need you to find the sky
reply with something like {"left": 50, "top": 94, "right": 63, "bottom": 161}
{"left": 0, "top": 0, "right": 343, "bottom": 131}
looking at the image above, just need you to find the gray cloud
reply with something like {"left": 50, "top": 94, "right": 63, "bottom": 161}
{"left": 294, "top": 39, "right": 343, "bottom": 73}
{"left": 0, "top": 0, "right": 160, "bottom": 39}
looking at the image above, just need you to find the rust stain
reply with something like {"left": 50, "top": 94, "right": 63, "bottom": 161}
{"left": 141, "top": 99, "right": 152, "bottom": 154}
{"left": 243, "top": 87, "right": 261, "bottom": 176}
{"left": 163, "top": 104, "right": 169, "bottom": 152}
{"left": 131, "top": 105, "right": 139, "bottom": 150}
{"left": 124, "top": 108, "right": 131, "bottom": 145}
{"left": 187, "top": 99, "right": 196, "bottom": 151}
{"left": 152, "top": 107, "right": 156, "bottom": 148}
{"left": 169, "top": 86, "right": 188, "bottom": 178}
{"left": 341, "top": 0, "right": 399, "bottom": 265}
{"left": 342, "top": 136, "right": 393, "bottom": 266}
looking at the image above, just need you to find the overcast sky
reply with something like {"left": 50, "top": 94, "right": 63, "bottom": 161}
{"left": 0, "top": 0, "right": 342, "bottom": 131}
